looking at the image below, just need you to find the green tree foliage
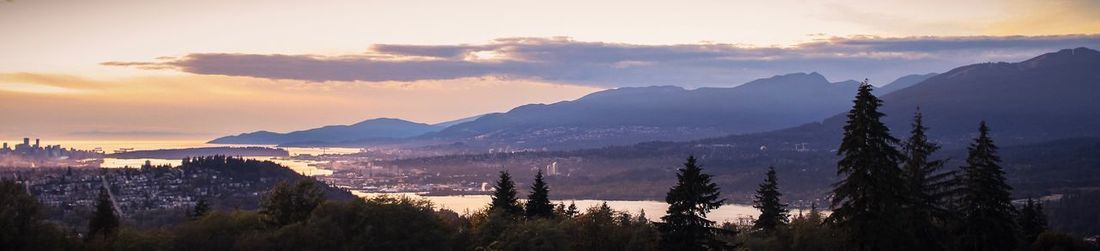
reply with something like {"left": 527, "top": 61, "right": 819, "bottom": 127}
{"left": 495, "top": 219, "right": 571, "bottom": 251}
{"left": 622, "top": 211, "right": 660, "bottom": 251}
{"left": 260, "top": 196, "right": 453, "bottom": 251}
{"left": 481, "top": 202, "right": 659, "bottom": 251}
{"left": 525, "top": 170, "right": 554, "bottom": 219}
{"left": 474, "top": 207, "right": 517, "bottom": 248}
{"left": 490, "top": 170, "right": 522, "bottom": 216}
{"left": 659, "top": 155, "right": 728, "bottom": 251}
{"left": 1029, "top": 231, "right": 1100, "bottom": 251}
{"left": 188, "top": 198, "right": 211, "bottom": 220}
{"left": 829, "top": 82, "right": 908, "bottom": 251}
{"left": 1018, "top": 198, "right": 1049, "bottom": 245}
{"left": 574, "top": 203, "right": 619, "bottom": 251}
{"left": 104, "top": 227, "right": 173, "bottom": 251}
{"left": 259, "top": 180, "right": 323, "bottom": 227}
{"left": 569, "top": 203, "right": 659, "bottom": 251}
{"left": 899, "top": 110, "right": 951, "bottom": 251}
{"left": 87, "top": 185, "right": 121, "bottom": 241}
{"left": 435, "top": 208, "right": 475, "bottom": 250}
{"left": 1046, "top": 191, "right": 1100, "bottom": 241}
{"left": 0, "top": 179, "right": 74, "bottom": 251}
{"left": 172, "top": 210, "right": 266, "bottom": 251}
{"left": 787, "top": 204, "right": 843, "bottom": 251}
{"left": 752, "top": 166, "right": 788, "bottom": 234}
{"left": 956, "top": 121, "right": 1019, "bottom": 251}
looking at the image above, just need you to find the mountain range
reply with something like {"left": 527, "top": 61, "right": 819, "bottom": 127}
{"left": 211, "top": 72, "right": 933, "bottom": 149}
{"left": 720, "top": 47, "right": 1100, "bottom": 149}
{"left": 209, "top": 117, "right": 457, "bottom": 145}
{"left": 628, "top": 47, "right": 1100, "bottom": 197}
{"left": 212, "top": 48, "right": 1097, "bottom": 152}
{"left": 873, "top": 47, "right": 1100, "bottom": 145}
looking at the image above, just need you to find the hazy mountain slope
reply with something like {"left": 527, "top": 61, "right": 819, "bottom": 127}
{"left": 874, "top": 47, "right": 1100, "bottom": 146}
{"left": 427, "top": 72, "right": 862, "bottom": 149}
{"left": 431, "top": 114, "right": 486, "bottom": 128}
{"left": 210, "top": 118, "right": 442, "bottom": 145}
{"left": 696, "top": 47, "right": 1100, "bottom": 149}
{"left": 875, "top": 73, "right": 938, "bottom": 95}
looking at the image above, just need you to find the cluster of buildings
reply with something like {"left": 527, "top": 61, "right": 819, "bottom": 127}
{"left": 315, "top": 157, "right": 573, "bottom": 196}
{"left": 4, "top": 138, "right": 69, "bottom": 156}
{"left": 543, "top": 161, "right": 561, "bottom": 176}
{"left": 0, "top": 137, "right": 102, "bottom": 167}
{"left": 5, "top": 165, "right": 275, "bottom": 220}
{"left": 318, "top": 161, "right": 486, "bottom": 194}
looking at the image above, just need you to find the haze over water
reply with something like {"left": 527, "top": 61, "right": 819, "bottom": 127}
{"left": 355, "top": 193, "right": 767, "bottom": 224}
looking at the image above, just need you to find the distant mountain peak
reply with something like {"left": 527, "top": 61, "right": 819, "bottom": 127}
{"left": 936, "top": 47, "right": 1099, "bottom": 81}
{"left": 351, "top": 117, "right": 425, "bottom": 127}
{"left": 875, "top": 73, "right": 938, "bottom": 95}
{"left": 1020, "top": 47, "right": 1100, "bottom": 69}
{"left": 576, "top": 85, "right": 685, "bottom": 101}
{"left": 772, "top": 72, "right": 828, "bottom": 82}
{"left": 210, "top": 117, "right": 442, "bottom": 145}
{"left": 738, "top": 72, "right": 831, "bottom": 89}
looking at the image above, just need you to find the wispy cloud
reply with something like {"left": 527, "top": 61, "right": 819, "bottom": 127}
{"left": 105, "top": 35, "right": 1100, "bottom": 87}
{"left": 66, "top": 130, "right": 201, "bottom": 137}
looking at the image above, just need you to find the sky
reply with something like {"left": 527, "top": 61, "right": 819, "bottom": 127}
{"left": 2, "top": 0, "right": 1099, "bottom": 140}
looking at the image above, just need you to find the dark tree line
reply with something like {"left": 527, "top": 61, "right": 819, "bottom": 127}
{"left": 737, "top": 81, "right": 1098, "bottom": 251}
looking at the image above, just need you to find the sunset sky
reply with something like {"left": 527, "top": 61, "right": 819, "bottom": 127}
{"left": 2, "top": 0, "right": 1099, "bottom": 140}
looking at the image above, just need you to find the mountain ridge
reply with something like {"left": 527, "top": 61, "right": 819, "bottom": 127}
{"left": 423, "top": 72, "right": 865, "bottom": 149}
{"left": 209, "top": 118, "right": 442, "bottom": 145}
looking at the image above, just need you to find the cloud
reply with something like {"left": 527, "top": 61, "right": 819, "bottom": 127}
{"left": 0, "top": 73, "right": 598, "bottom": 139}
{"left": 104, "top": 35, "right": 1100, "bottom": 87}
{"left": 66, "top": 130, "right": 201, "bottom": 137}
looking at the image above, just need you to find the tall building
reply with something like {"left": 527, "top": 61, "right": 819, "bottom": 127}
{"left": 545, "top": 161, "right": 559, "bottom": 176}
{"left": 22, "top": 138, "right": 29, "bottom": 146}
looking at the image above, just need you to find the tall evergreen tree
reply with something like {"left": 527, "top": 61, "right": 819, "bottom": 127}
{"left": 752, "top": 166, "right": 788, "bottom": 234}
{"left": 659, "top": 155, "right": 727, "bottom": 251}
{"left": 525, "top": 170, "right": 554, "bottom": 219}
{"left": 87, "top": 186, "right": 119, "bottom": 241}
{"left": 188, "top": 197, "right": 211, "bottom": 220}
{"left": 490, "top": 170, "right": 522, "bottom": 216}
{"left": 1018, "top": 198, "right": 1048, "bottom": 245}
{"left": 956, "top": 121, "right": 1018, "bottom": 251}
{"left": 900, "top": 109, "right": 951, "bottom": 251}
{"left": 829, "top": 81, "right": 908, "bottom": 251}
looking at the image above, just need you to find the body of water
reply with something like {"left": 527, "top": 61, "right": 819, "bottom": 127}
{"left": 353, "top": 192, "right": 761, "bottom": 223}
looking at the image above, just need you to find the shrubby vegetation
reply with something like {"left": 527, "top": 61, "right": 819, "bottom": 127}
{"left": 3, "top": 83, "right": 1100, "bottom": 250}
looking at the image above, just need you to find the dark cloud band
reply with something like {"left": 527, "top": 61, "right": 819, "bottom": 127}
{"left": 103, "top": 35, "right": 1100, "bottom": 87}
